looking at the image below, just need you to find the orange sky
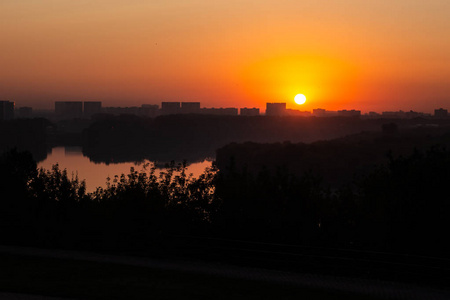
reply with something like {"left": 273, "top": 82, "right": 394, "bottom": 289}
{"left": 1, "top": 0, "right": 449, "bottom": 113}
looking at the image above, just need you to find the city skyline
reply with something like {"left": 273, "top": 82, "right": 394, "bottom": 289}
{"left": 1, "top": 1, "right": 449, "bottom": 113}
{"left": 3, "top": 99, "right": 448, "bottom": 119}
{"left": 6, "top": 98, "right": 450, "bottom": 115}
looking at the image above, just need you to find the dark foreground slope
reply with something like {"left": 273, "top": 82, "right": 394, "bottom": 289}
{"left": 1, "top": 125, "right": 450, "bottom": 295}
{"left": 3, "top": 246, "right": 450, "bottom": 300}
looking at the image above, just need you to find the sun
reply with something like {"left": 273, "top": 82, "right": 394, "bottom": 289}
{"left": 294, "top": 94, "right": 306, "bottom": 105}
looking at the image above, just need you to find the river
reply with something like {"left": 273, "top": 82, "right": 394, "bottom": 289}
{"left": 37, "top": 147, "right": 213, "bottom": 192}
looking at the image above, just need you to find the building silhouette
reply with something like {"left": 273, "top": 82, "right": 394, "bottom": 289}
{"left": 0, "top": 100, "right": 15, "bottom": 120}
{"left": 266, "top": 103, "right": 286, "bottom": 116}
{"left": 381, "top": 110, "right": 430, "bottom": 119}
{"left": 382, "top": 110, "right": 405, "bottom": 118}
{"left": 141, "top": 104, "right": 159, "bottom": 117}
{"left": 312, "top": 108, "right": 326, "bottom": 117}
{"left": 434, "top": 108, "right": 448, "bottom": 118}
{"left": 160, "top": 102, "right": 239, "bottom": 116}
{"left": 161, "top": 102, "right": 181, "bottom": 115}
{"left": 366, "top": 111, "right": 381, "bottom": 118}
{"left": 286, "top": 109, "right": 311, "bottom": 117}
{"left": 337, "top": 109, "right": 361, "bottom": 117}
{"left": 181, "top": 102, "right": 201, "bottom": 114}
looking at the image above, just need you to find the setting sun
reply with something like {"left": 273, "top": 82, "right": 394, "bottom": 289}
{"left": 294, "top": 94, "right": 306, "bottom": 105}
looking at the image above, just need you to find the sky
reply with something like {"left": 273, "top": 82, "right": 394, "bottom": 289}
{"left": 1, "top": 0, "right": 449, "bottom": 113}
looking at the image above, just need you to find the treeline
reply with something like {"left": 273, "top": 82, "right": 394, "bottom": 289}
{"left": 0, "top": 118, "right": 50, "bottom": 162}
{"left": 214, "top": 145, "right": 450, "bottom": 255}
{"left": 82, "top": 114, "right": 393, "bottom": 164}
{"left": 216, "top": 128, "right": 450, "bottom": 187}
{"left": 1, "top": 142, "right": 450, "bottom": 256}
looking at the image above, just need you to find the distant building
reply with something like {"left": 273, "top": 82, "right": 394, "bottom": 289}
{"left": 266, "top": 103, "right": 286, "bottom": 116}
{"left": 161, "top": 102, "right": 181, "bottom": 115}
{"left": 312, "top": 108, "right": 338, "bottom": 117}
{"left": 382, "top": 110, "right": 406, "bottom": 118}
{"left": 366, "top": 111, "right": 381, "bottom": 118}
{"left": 103, "top": 106, "right": 140, "bottom": 116}
{"left": 0, "top": 100, "right": 15, "bottom": 120}
{"left": 434, "top": 108, "right": 448, "bottom": 118}
{"left": 381, "top": 110, "right": 429, "bottom": 119}
{"left": 17, "top": 106, "right": 33, "bottom": 118}
{"left": 312, "top": 108, "right": 326, "bottom": 117}
{"left": 55, "top": 101, "right": 83, "bottom": 119}
{"left": 337, "top": 109, "right": 361, "bottom": 117}
{"left": 240, "top": 107, "right": 260, "bottom": 116}
{"left": 140, "top": 104, "right": 159, "bottom": 117}
{"left": 181, "top": 102, "right": 201, "bottom": 114}
{"left": 286, "top": 109, "right": 311, "bottom": 117}
{"left": 407, "top": 110, "right": 430, "bottom": 118}
{"left": 201, "top": 108, "right": 238, "bottom": 116}
{"left": 405, "top": 110, "right": 421, "bottom": 118}
{"left": 83, "top": 101, "right": 102, "bottom": 118}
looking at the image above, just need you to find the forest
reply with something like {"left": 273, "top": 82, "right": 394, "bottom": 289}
{"left": 80, "top": 114, "right": 416, "bottom": 163}
{"left": 1, "top": 127, "right": 449, "bottom": 258}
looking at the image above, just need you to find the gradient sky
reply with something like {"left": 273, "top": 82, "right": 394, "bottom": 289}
{"left": 1, "top": 0, "right": 449, "bottom": 112}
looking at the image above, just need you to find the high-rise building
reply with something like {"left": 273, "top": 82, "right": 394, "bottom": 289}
{"left": 0, "top": 100, "right": 15, "bottom": 120}
{"left": 266, "top": 103, "right": 286, "bottom": 116}
{"left": 55, "top": 101, "right": 83, "bottom": 119}
{"left": 181, "top": 102, "right": 201, "bottom": 114}
{"left": 161, "top": 102, "right": 181, "bottom": 115}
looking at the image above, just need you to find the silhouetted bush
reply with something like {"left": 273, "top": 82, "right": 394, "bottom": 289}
{"left": 0, "top": 149, "right": 218, "bottom": 249}
{"left": 355, "top": 146, "right": 450, "bottom": 254}
{"left": 214, "top": 140, "right": 450, "bottom": 255}
{"left": 0, "top": 149, "right": 37, "bottom": 243}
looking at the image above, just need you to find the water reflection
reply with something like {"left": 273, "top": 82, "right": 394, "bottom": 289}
{"left": 38, "top": 147, "right": 213, "bottom": 192}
